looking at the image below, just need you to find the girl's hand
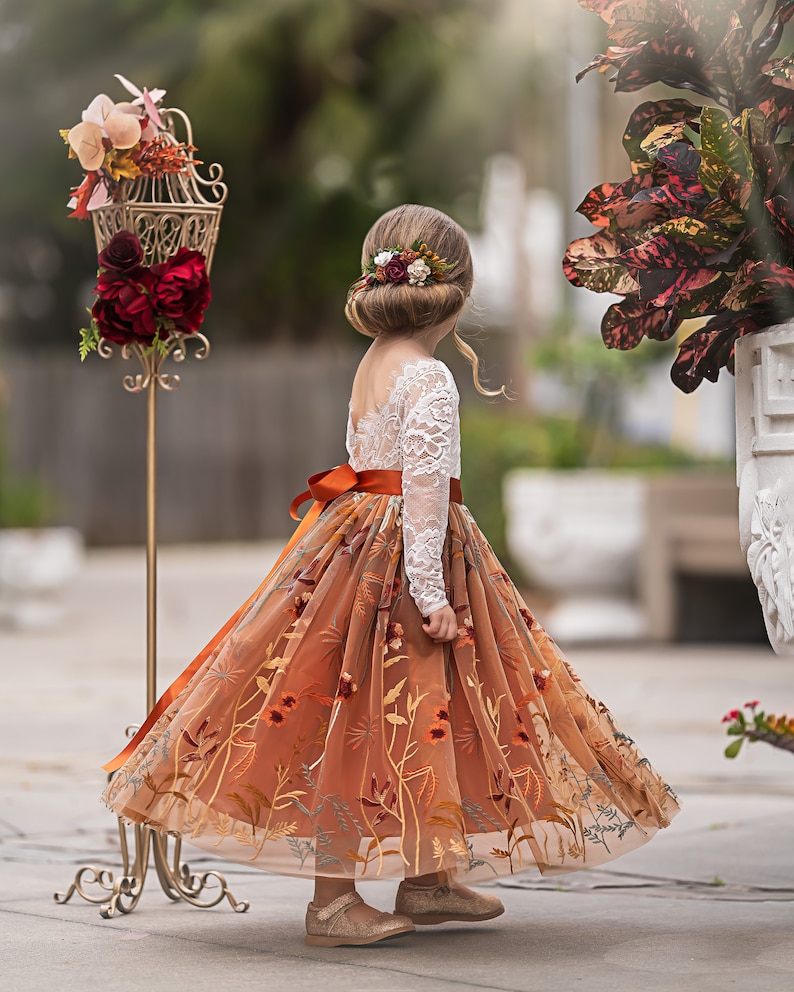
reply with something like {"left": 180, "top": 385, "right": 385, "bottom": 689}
{"left": 422, "top": 605, "right": 458, "bottom": 643}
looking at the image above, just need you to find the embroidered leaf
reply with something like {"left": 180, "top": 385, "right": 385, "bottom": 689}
{"left": 529, "top": 768, "right": 544, "bottom": 811}
{"left": 425, "top": 815, "right": 460, "bottom": 830}
{"left": 383, "top": 653, "right": 408, "bottom": 669}
{"left": 385, "top": 712, "right": 407, "bottom": 725}
{"left": 240, "top": 782, "right": 272, "bottom": 809}
{"left": 255, "top": 676, "right": 270, "bottom": 693}
{"left": 263, "top": 655, "right": 289, "bottom": 670}
{"left": 383, "top": 677, "right": 407, "bottom": 707}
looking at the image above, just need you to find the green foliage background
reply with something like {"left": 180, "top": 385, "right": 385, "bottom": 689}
{"left": 0, "top": 0, "right": 536, "bottom": 348}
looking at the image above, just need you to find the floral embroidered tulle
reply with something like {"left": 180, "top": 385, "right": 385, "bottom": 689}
{"left": 102, "top": 355, "right": 680, "bottom": 883}
{"left": 346, "top": 357, "right": 460, "bottom": 617}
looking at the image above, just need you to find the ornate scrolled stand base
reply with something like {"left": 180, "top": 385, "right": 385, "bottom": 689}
{"left": 54, "top": 817, "right": 249, "bottom": 918}
{"left": 55, "top": 335, "right": 249, "bottom": 916}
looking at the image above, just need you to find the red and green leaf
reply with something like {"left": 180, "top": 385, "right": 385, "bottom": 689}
{"left": 639, "top": 267, "right": 733, "bottom": 316}
{"left": 654, "top": 142, "right": 709, "bottom": 201}
{"left": 701, "top": 198, "right": 745, "bottom": 230}
{"left": 670, "top": 306, "right": 766, "bottom": 392}
{"left": 601, "top": 295, "right": 681, "bottom": 350}
{"left": 764, "top": 194, "right": 794, "bottom": 249}
{"left": 622, "top": 98, "right": 701, "bottom": 173}
{"left": 700, "top": 107, "right": 751, "bottom": 178}
{"left": 577, "top": 183, "right": 620, "bottom": 227}
{"left": 614, "top": 37, "right": 717, "bottom": 101}
{"left": 563, "top": 232, "right": 638, "bottom": 293}
{"left": 618, "top": 233, "right": 707, "bottom": 271}
{"left": 651, "top": 216, "right": 736, "bottom": 249}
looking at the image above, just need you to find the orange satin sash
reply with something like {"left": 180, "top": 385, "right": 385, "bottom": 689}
{"left": 103, "top": 465, "right": 463, "bottom": 773}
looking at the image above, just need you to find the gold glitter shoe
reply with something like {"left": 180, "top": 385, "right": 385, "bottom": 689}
{"left": 395, "top": 880, "right": 505, "bottom": 925}
{"left": 305, "top": 891, "right": 415, "bottom": 947}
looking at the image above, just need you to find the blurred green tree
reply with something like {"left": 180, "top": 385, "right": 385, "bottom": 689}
{"left": 0, "top": 0, "right": 533, "bottom": 347}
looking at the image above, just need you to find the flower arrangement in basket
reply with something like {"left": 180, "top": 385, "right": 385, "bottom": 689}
{"left": 563, "top": 0, "right": 794, "bottom": 392}
{"left": 61, "top": 74, "right": 197, "bottom": 221}
{"left": 62, "top": 76, "right": 225, "bottom": 373}
{"left": 78, "top": 230, "right": 211, "bottom": 361}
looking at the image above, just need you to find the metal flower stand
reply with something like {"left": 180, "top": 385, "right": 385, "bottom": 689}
{"left": 54, "top": 108, "right": 248, "bottom": 918}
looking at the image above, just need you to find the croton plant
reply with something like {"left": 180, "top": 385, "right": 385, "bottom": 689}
{"left": 563, "top": 0, "right": 794, "bottom": 392}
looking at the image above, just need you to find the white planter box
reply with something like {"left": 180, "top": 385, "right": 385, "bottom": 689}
{"left": 0, "top": 527, "right": 84, "bottom": 628}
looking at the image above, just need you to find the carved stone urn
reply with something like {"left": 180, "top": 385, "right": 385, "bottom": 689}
{"left": 503, "top": 469, "right": 647, "bottom": 643}
{"left": 735, "top": 319, "right": 794, "bottom": 654}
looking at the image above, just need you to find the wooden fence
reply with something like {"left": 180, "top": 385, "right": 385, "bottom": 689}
{"left": 4, "top": 346, "right": 362, "bottom": 544}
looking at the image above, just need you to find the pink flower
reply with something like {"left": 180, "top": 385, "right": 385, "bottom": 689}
{"left": 744, "top": 700, "right": 760, "bottom": 709}
{"left": 721, "top": 709, "right": 741, "bottom": 724}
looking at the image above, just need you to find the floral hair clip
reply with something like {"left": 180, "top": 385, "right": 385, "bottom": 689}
{"left": 362, "top": 240, "right": 457, "bottom": 287}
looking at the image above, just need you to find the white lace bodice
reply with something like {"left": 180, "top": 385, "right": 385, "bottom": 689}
{"left": 346, "top": 357, "right": 461, "bottom": 617}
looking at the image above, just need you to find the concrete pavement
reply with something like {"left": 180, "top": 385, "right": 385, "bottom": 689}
{"left": 1, "top": 544, "right": 792, "bottom": 991}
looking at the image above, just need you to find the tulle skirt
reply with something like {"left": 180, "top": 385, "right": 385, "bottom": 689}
{"left": 102, "top": 491, "right": 679, "bottom": 881}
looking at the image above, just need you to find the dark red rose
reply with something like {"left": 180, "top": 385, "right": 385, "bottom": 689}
{"left": 383, "top": 258, "right": 409, "bottom": 283}
{"left": 98, "top": 231, "right": 144, "bottom": 272}
{"left": 95, "top": 265, "right": 153, "bottom": 302}
{"left": 92, "top": 269, "right": 158, "bottom": 345}
{"left": 151, "top": 248, "right": 211, "bottom": 334}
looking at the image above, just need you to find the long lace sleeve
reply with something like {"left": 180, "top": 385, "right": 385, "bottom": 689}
{"left": 399, "top": 366, "right": 460, "bottom": 617}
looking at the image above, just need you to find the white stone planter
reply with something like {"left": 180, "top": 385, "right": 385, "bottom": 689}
{"left": 0, "top": 527, "right": 84, "bottom": 628}
{"left": 735, "top": 318, "right": 794, "bottom": 654}
{"left": 503, "top": 469, "right": 646, "bottom": 642}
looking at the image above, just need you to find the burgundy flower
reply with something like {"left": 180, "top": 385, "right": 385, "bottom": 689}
{"left": 383, "top": 257, "right": 409, "bottom": 283}
{"left": 98, "top": 231, "right": 144, "bottom": 272}
{"left": 532, "top": 669, "right": 550, "bottom": 693}
{"left": 150, "top": 247, "right": 211, "bottom": 334}
{"left": 336, "top": 672, "right": 358, "bottom": 701}
{"left": 91, "top": 268, "right": 159, "bottom": 345}
{"left": 519, "top": 607, "right": 536, "bottom": 630}
{"left": 385, "top": 621, "right": 404, "bottom": 651}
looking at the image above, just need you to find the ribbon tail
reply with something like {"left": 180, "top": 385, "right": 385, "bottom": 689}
{"left": 103, "top": 499, "right": 327, "bottom": 773}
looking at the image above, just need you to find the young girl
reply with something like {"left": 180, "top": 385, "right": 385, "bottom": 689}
{"left": 103, "top": 204, "right": 679, "bottom": 946}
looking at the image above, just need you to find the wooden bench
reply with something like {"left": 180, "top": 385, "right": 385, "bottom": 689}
{"left": 640, "top": 473, "right": 750, "bottom": 641}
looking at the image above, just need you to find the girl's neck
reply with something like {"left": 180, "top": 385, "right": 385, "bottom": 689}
{"left": 371, "top": 316, "right": 457, "bottom": 359}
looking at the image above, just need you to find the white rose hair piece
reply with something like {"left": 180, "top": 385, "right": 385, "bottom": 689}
{"left": 361, "top": 240, "right": 457, "bottom": 288}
